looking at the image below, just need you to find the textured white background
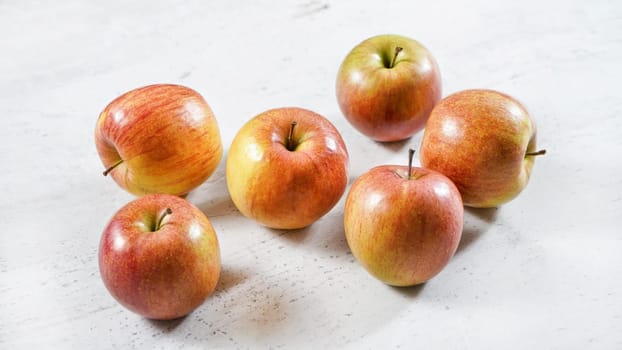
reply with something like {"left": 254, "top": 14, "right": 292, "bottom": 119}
{"left": 1, "top": 0, "right": 621, "bottom": 349}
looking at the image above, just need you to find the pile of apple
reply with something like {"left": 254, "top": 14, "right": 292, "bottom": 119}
{"left": 95, "top": 34, "right": 545, "bottom": 320}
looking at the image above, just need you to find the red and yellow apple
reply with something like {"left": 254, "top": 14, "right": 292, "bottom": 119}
{"left": 344, "top": 150, "right": 464, "bottom": 286}
{"left": 226, "top": 107, "right": 349, "bottom": 229}
{"left": 336, "top": 34, "right": 442, "bottom": 142}
{"left": 99, "top": 194, "right": 221, "bottom": 320}
{"left": 95, "top": 84, "right": 223, "bottom": 196}
{"left": 420, "top": 89, "right": 546, "bottom": 208}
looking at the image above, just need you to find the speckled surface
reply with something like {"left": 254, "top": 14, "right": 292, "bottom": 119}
{"left": 2, "top": 0, "right": 621, "bottom": 348}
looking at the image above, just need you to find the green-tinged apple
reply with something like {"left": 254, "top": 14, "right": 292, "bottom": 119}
{"left": 420, "top": 89, "right": 546, "bottom": 208}
{"left": 344, "top": 149, "right": 463, "bottom": 286}
{"left": 99, "top": 194, "right": 221, "bottom": 320}
{"left": 226, "top": 107, "right": 349, "bottom": 229}
{"left": 336, "top": 34, "right": 442, "bottom": 142}
{"left": 95, "top": 84, "right": 222, "bottom": 196}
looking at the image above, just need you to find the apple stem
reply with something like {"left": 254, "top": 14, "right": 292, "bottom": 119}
{"left": 525, "top": 149, "right": 547, "bottom": 157}
{"left": 390, "top": 46, "right": 403, "bottom": 68}
{"left": 408, "top": 148, "right": 415, "bottom": 179}
{"left": 102, "top": 159, "right": 124, "bottom": 176}
{"left": 154, "top": 208, "right": 173, "bottom": 231}
{"left": 287, "top": 121, "right": 298, "bottom": 151}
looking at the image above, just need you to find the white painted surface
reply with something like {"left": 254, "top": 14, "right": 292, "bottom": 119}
{"left": 1, "top": 0, "right": 621, "bottom": 348}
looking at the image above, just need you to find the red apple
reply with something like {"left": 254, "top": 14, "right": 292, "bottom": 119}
{"left": 99, "top": 194, "right": 221, "bottom": 320}
{"left": 336, "top": 34, "right": 442, "bottom": 142}
{"left": 226, "top": 107, "right": 349, "bottom": 229}
{"left": 420, "top": 89, "right": 546, "bottom": 208}
{"left": 344, "top": 150, "right": 463, "bottom": 286}
{"left": 95, "top": 84, "right": 223, "bottom": 196}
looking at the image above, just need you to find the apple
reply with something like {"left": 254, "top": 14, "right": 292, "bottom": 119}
{"left": 336, "top": 34, "right": 442, "bottom": 142}
{"left": 419, "top": 89, "right": 546, "bottom": 208}
{"left": 226, "top": 107, "right": 349, "bottom": 229}
{"left": 99, "top": 194, "right": 221, "bottom": 320}
{"left": 95, "top": 84, "right": 223, "bottom": 196}
{"left": 344, "top": 149, "right": 463, "bottom": 286}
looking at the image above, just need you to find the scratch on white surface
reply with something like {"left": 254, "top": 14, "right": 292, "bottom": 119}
{"left": 294, "top": 0, "right": 330, "bottom": 18}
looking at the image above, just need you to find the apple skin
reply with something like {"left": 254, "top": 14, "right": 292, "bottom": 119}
{"left": 95, "top": 84, "right": 223, "bottom": 196}
{"left": 226, "top": 107, "right": 349, "bottom": 230}
{"left": 98, "top": 194, "right": 221, "bottom": 320}
{"left": 336, "top": 34, "right": 442, "bottom": 142}
{"left": 344, "top": 165, "right": 463, "bottom": 286}
{"left": 420, "top": 89, "right": 541, "bottom": 208}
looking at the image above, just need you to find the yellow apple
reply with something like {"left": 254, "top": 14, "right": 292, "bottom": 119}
{"left": 336, "top": 34, "right": 442, "bottom": 142}
{"left": 226, "top": 107, "right": 349, "bottom": 229}
{"left": 420, "top": 89, "right": 546, "bottom": 207}
{"left": 344, "top": 150, "right": 463, "bottom": 286}
{"left": 95, "top": 84, "right": 222, "bottom": 196}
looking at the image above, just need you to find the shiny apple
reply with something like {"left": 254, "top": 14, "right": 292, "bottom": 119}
{"left": 420, "top": 89, "right": 546, "bottom": 208}
{"left": 99, "top": 194, "right": 221, "bottom": 320}
{"left": 95, "top": 84, "right": 222, "bottom": 196}
{"left": 344, "top": 150, "right": 463, "bottom": 286}
{"left": 336, "top": 34, "right": 442, "bottom": 142}
{"left": 226, "top": 107, "right": 349, "bottom": 229}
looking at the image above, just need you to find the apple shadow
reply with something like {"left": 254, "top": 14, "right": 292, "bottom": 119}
{"left": 374, "top": 128, "right": 428, "bottom": 158}
{"left": 390, "top": 282, "right": 426, "bottom": 299}
{"left": 466, "top": 206, "right": 499, "bottom": 223}
{"left": 268, "top": 225, "right": 314, "bottom": 244}
{"left": 146, "top": 315, "right": 187, "bottom": 333}
{"left": 268, "top": 213, "right": 350, "bottom": 256}
{"left": 315, "top": 213, "right": 351, "bottom": 256}
{"left": 185, "top": 160, "right": 238, "bottom": 218}
{"left": 374, "top": 136, "right": 415, "bottom": 154}
{"left": 194, "top": 195, "right": 238, "bottom": 218}
{"left": 455, "top": 206, "right": 499, "bottom": 255}
{"left": 212, "top": 264, "right": 250, "bottom": 297}
{"left": 267, "top": 225, "right": 320, "bottom": 253}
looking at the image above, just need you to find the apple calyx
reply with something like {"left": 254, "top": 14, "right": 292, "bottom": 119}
{"left": 525, "top": 149, "right": 547, "bottom": 157}
{"left": 389, "top": 46, "right": 403, "bottom": 69}
{"left": 102, "top": 159, "right": 124, "bottom": 176}
{"left": 153, "top": 208, "right": 173, "bottom": 232}
{"left": 286, "top": 121, "right": 298, "bottom": 151}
